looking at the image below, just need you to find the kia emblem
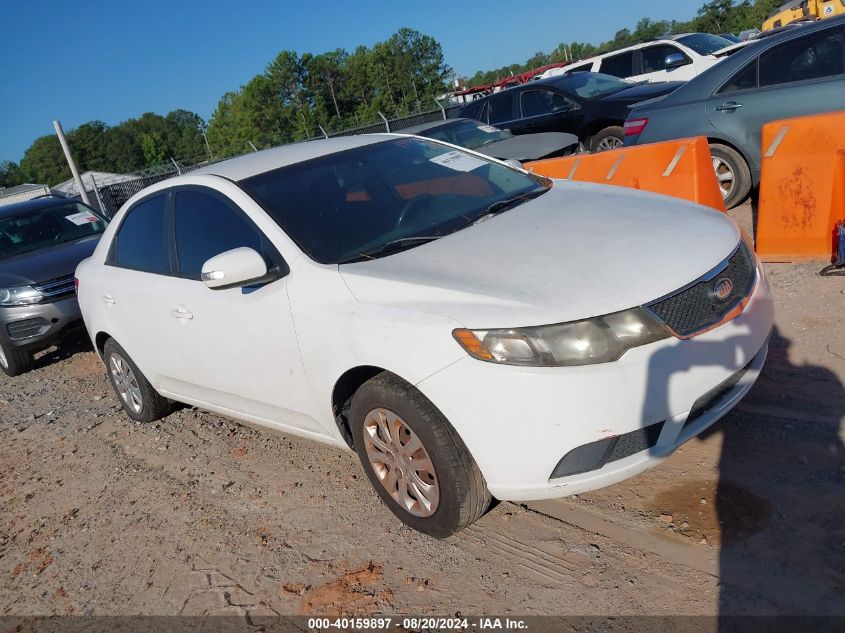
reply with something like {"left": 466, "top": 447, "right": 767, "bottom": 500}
{"left": 712, "top": 277, "right": 733, "bottom": 301}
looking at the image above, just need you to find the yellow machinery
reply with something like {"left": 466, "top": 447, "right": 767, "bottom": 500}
{"left": 762, "top": 0, "right": 845, "bottom": 31}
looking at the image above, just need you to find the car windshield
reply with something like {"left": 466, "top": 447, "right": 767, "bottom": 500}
{"left": 238, "top": 137, "right": 550, "bottom": 264}
{"left": 0, "top": 202, "right": 107, "bottom": 260}
{"left": 676, "top": 33, "right": 734, "bottom": 55}
{"left": 421, "top": 120, "right": 512, "bottom": 150}
{"left": 548, "top": 72, "right": 630, "bottom": 99}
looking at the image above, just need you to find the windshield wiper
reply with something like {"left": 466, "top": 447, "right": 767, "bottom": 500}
{"left": 468, "top": 187, "right": 549, "bottom": 227}
{"left": 337, "top": 236, "right": 442, "bottom": 264}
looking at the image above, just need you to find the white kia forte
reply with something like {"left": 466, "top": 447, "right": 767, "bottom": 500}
{"left": 75, "top": 135, "right": 773, "bottom": 537}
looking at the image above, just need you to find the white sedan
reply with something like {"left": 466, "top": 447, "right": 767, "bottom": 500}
{"left": 75, "top": 134, "right": 773, "bottom": 537}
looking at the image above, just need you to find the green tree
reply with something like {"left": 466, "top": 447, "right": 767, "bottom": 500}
{"left": 18, "top": 135, "right": 68, "bottom": 186}
{"left": 0, "top": 161, "right": 22, "bottom": 188}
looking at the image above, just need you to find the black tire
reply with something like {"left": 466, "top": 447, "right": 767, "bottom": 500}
{"left": 0, "top": 339, "right": 33, "bottom": 377}
{"left": 590, "top": 126, "right": 624, "bottom": 152}
{"left": 102, "top": 338, "right": 171, "bottom": 423}
{"left": 349, "top": 372, "right": 491, "bottom": 538}
{"left": 709, "top": 143, "right": 751, "bottom": 209}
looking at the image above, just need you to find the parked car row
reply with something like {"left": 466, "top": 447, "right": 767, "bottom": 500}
{"left": 452, "top": 17, "right": 844, "bottom": 208}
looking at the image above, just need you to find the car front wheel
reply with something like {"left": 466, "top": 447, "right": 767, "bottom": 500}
{"left": 0, "top": 339, "right": 33, "bottom": 377}
{"left": 350, "top": 372, "right": 491, "bottom": 538}
{"left": 103, "top": 338, "right": 171, "bottom": 423}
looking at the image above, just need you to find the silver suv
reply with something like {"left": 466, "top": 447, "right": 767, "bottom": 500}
{"left": 0, "top": 196, "right": 108, "bottom": 376}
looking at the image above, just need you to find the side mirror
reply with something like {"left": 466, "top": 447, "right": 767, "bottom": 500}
{"left": 664, "top": 53, "right": 689, "bottom": 69}
{"left": 201, "top": 247, "right": 274, "bottom": 290}
{"left": 503, "top": 159, "right": 524, "bottom": 170}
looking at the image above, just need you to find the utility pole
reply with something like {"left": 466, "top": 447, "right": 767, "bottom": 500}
{"left": 201, "top": 130, "right": 213, "bottom": 161}
{"left": 53, "top": 120, "right": 91, "bottom": 205}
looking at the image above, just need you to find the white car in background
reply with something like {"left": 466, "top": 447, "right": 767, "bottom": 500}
{"left": 542, "top": 33, "right": 750, "bottom": 83}
{"left": 75, "top": 135, "right": 773, "bottom": 537}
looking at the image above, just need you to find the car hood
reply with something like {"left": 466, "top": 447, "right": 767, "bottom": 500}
{"left": 596, "top": 81, "right": 684, "bottom": 104}
{"left": 0, "top": 235, "right": 100, "bottom": 287}
{"left": 475, "top": 132, "right": 579, "bottom": 161}
{"left": 339, "top": 181, "right": 741, "bottom": 328}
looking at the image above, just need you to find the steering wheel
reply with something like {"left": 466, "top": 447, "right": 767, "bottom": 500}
{"left": 394, "top": 194, "right": 434, "bottom": 229}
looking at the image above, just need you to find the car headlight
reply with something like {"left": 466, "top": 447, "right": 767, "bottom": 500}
{"left": 0, "top": 286, "right": 44, "bottom": 306}
{"left": 453, "top": 307, "right": 670, "bottom": 367}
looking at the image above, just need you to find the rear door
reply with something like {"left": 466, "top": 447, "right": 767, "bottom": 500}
{"left": 706, "top": 25, "right": 845, "bottom": 174}
{"left": 481, "top": 90, "right": 519, "bottom": 131}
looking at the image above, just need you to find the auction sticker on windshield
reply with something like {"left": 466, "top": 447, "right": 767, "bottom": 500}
{"left": 478, "top": 124, "right": 498, "bottom": 133}
{"left": 430, "top": 150, "right": 486, "bottom": 172}
{"left": 65, "top": 211, "right": 99, "bottom": 226}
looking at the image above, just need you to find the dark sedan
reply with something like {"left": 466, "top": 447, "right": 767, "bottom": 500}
{"left": 0, "top": 196, "right": 107, "bottom": 376}
{"left": 456, "top": 73, "right": 682, "bottom": 152}
{"left": 625, "top": 16, "right": 845, "bottom": 208}
{"left": 400, "top": 118, "right": 579, "bottom": 162}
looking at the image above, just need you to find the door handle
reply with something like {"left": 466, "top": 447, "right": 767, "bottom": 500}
{"left": 715, "top": 101, "right": 743, "bottom": 112}
{"left": 170, "top": 307, "right": 193, "bottom": 320}
{"left": 101, "top": 294, "right": 115, "bottom": 305}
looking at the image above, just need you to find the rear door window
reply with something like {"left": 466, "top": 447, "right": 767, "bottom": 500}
{"left": 759, "top": 26, "right": 844, "bottom": 87}
{"left": 519, "top": 89, "right": 574, "bottom": 117}
{"left": 173, "top": 189, "right": 267, "bottom": 279}
{"left": 599, "top": 51, "right": 635, "bottom": 78}
{"left": 111, "top": 195, "right": 170, "bottom": 274}
{"left": 718, "top": 61, "right": 759, "bottom": 93}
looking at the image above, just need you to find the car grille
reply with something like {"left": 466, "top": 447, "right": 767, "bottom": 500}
{"left": 34, "top": 274, "right": 76, "bottom": 301}
{"left": 7, "top": 317, "right": 50, "bottom": 340}
{"left": 646, "top": 242, "right": 756, "bottom": 337}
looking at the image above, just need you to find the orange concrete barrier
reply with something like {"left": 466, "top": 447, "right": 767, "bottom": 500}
{"left": 756, "top": 111, "right": 845, "bottom": 262}
{"left": 525, "top": 136, "right": 726, "bottom": 212}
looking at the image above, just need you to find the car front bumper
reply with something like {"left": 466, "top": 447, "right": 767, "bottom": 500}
{"left": 416, "top": 263, "right": 774, "bottom": 502}
{"left": 0, "top": 295, "right": 83, "bottom": 352}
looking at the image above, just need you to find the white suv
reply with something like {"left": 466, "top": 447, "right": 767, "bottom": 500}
{"left": 76, "top": 135, "right": 773, "bottom": 537}
{"left": 543, "top": 33, "right": 749, "bottom": 83}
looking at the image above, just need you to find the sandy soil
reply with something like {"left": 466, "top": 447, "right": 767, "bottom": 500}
{"left": 1, "top": 201, "right": 843, "bottom": 617}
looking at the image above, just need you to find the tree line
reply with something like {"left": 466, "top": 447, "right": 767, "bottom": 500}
{"left": 466, "top": 0, "right": 784, "bottom": 86}
{"left": 1, "top": 0, "right": 787, "bottom": 188}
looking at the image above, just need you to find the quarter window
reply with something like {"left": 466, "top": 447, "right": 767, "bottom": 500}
{"left": 759, "top": 27, "right": 844, "bottom": 87}
{"left": 112, "top": 195, "right": 170, "bottom": 274}
{"left": 174, "top": 190, "right": 265, "bottom": 279}
{"left": 599, "top": 51, "right": 635, "bottom": 78}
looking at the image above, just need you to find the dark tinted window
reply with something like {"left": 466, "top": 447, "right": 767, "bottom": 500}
{"left": 0, "top": 202, "right": 107, "bottom": 261}
{"left": 174, "top": 190, "right": 263, "bottom": 279}
{"left": 675, "top": 33, "right": 734, "bottom": 55}
{"left": 239, "top": 138, "right": 547, "bottom": 264}
{"left": 719, "top": 61, "right": 758, "bottom": 93}
{"left": 520, "top": 89, "right": 573, "bottom": 117}
{"left": 642, "top": 45, "right": 690, "bottom": 72}
{"left": 487, "top": 92, "right": 514, "bottom": 123}
{"left": 759, "top": 27, "right": 844, "bottom": 87}
{"left": 599, "top": 51, "right": 634, "bottom": 78}
{"left": 458, "top": 100, "right": 484, "bottom": 120}
{"left": 113, "top": 195, "right": 170, "bottom": 274}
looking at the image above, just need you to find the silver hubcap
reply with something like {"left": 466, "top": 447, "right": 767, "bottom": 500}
{"left": 712, "top": 156, "right": 735, "bottom": 199}
{"left": 109, "top": 353, "right": 143, "bottom": 413}
{"left": 596, "top": 136, "right": 623, "bottom": 151}
{"left": 0, "top": 344, "right": 7, "bottom": 370}
{"left": 363, "top": 408, "right": 440, "bottom": 517}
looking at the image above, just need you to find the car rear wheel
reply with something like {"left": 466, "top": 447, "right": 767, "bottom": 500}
{"left": 590, "top": 126, "right": 624, "bottom": 152}
{"left": 0, "top": 339, "right": 33, "bottom": 377}
{"left": 349, "top": 372, "right": 491, "bottom": 538}
{"left": 103, "top": 338, "right": 171, "bottom": 423}
{"left": 709, "top": 143, "right": 751, "bottom": 209}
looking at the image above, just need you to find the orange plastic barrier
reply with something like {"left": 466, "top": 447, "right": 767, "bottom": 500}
{"left": 525, "top": 136, "right": 726, "bottom": 212}
{"left": 756, "top": 111, "right": 845, "bottom": 262}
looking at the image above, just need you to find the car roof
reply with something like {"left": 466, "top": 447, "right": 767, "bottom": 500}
{"left": 399, "top": 118, "right": 474, "bottom": 135}
{"left": 0, "top": 195, "right": 80, "bottom": 218}
{"left": 192, "top": 134, "right": 394, "bottom": 181}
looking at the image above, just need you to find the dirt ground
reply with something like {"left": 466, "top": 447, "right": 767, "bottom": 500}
{"left": 1, "top": 201, "right": 843, "bottom": 618}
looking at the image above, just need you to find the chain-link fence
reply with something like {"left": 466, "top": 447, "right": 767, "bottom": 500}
{"left": 94, "top": 104, "right": 463, "bottom": 217}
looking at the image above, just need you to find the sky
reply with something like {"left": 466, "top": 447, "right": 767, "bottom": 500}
{"left": 0, "top": 0, "right": 704, "bottom": 164}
